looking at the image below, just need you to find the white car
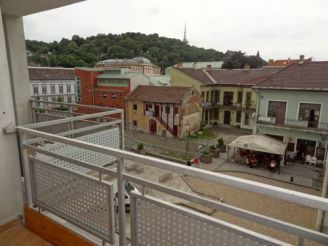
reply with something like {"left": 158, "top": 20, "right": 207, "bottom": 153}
{"left": 114, "top": 181, "right": 139, "bottom": 212}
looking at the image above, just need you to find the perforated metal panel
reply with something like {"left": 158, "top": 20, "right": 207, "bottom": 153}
{"left": 30, "top": 159, "right": 114, "bottom": 242}
{"left": 131, "top": 193, "right": 287, "bottom": 246}
{"left": 36, "top": 128, "right": 120, "bottom": 173}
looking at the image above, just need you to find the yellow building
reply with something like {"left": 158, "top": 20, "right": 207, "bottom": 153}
{"left": 126, "top": 85, "right": 202, "bottom": 138}
{"left": 171, "top": 66, "right": 282, "bottom": 129}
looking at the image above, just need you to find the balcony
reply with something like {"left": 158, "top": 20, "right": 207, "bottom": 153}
{"left": 9, "top": 100, "right": 328, "bottom": 245}
{"left": 257, "top": 116, "right": 328, "bottom": 133}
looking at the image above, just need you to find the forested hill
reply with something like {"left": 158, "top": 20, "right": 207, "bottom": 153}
{"left": 26, "top": 32, "right": 266, "bottom": 70}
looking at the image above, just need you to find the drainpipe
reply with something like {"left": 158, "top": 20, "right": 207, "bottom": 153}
{"left": 253, "top": 89, "right": 260, "bottom": 135}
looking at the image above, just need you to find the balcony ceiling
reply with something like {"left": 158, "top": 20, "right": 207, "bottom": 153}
{"left": 0, "top": 0, "right": 84, "bottom": 16}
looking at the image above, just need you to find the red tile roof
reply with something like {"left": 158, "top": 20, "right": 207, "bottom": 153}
{"left": 126, "top": 85, "right": 193, "bottom": 104}
{"left": 255, "top": 61, "right": 328, "bottom": 90}
{"left": 268, "top": 58, "right": 311, "bottom": 67}
{"left": 29, "top": 67, "right": 75, "bottom": 80}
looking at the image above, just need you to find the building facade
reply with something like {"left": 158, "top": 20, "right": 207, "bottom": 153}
{"left": 171, "top": 66, "right": 281, "bottom": 129}
{"left": 255, "top": 61, "right": 328, "bottom": 164}
{"left": 75, "top": 68, "right": 150, "bottom": 112}
{"left": 126, "top": 85, "right": 202, "bottom": 138}
{"left": 96, "top": 57, "right": 161, "bottom": 75}
{"left": 29, "top": 67, "right": 76, "bottom": 106}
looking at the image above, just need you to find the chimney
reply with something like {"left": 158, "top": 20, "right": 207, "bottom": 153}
{"left": 299, "top": 55, "right": 305, "bottom": 64}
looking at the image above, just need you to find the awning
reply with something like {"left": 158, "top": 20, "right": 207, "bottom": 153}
{"left": 228, "top": 135, "right": 287, "bottom": 155}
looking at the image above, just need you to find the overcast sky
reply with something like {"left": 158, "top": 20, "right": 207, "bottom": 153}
{"left": 23, "top": 0, "right": 328, "bottom": 61}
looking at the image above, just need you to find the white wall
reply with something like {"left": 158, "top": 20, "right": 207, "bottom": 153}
{"left": 0, "top": 8, "right": 24, "bottom": 225}
{"left": 30, "top": 79, "right": 76, "bottom": 104}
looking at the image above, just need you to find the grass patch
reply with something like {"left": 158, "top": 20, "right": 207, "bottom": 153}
{"left": 188, "top": 129, "right": 217, "bottom": 139}
{"left": 159, "top": 150, "right": 194, "bottom": 161}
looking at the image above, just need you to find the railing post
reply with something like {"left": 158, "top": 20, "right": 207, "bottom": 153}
{"left": 121, "top": 111, "right": 125, "bottom": 150}
{"left": 130, "top": 194, "right": 138, "bottom": 246}
{"left": 19, "top": 133, "right": 33, "bottom": 207}
{"left": 117, "top": 157, "right": 126, "bottom": 246}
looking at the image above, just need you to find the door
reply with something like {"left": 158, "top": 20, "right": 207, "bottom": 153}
{"left": 268, "top": 101, "right": 286, "bottom": 125}
{"left": 149, "top": 119, "right": 157, "bottom": 134}
{"left": 224, "top": 111, "right": 231, "bottom": 125}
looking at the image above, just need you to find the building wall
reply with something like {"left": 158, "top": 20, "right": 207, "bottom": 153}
{"left": 255, "top": 89, "right": 328, "bottom": 158}
{"left": 75, "top": 68, "right": 103, "bottom": 113}
{"left": 0, "top": 9, "right": 25, "bottom": 225}
{"left": 170, "top": 68, "right": 202, "bottom": 93}
{"left": 126, "top": 100, "right": 174, "bottom": 138}
{"left": 126, "top": 89, "right": 202, "bottom": 138}
{"left": 201, "top": 85, "right": 257, "bottom": 129}
{"left": 30, "top": 79, "right": 76, "bottom": 105}
{"left": 257, "top": 90, "right": 328, "bottom": 124}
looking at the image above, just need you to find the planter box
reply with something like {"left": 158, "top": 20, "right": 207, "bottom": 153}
{"left": 200, "top": 155, "right": 212, "bottom": 163}
{"left": 210, "top": 149, "right": 220, "bottom": 158}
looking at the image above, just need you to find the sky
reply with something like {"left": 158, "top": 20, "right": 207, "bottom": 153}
{"left": 23, "top": 0, "right": 328, "bottom": 61}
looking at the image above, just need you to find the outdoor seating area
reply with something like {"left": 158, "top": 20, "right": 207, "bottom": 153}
{"left": 227, "top": 135, "right": 287, "bottom": 173}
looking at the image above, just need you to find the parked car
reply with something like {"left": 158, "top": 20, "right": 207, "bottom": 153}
{"left": 114, "top": 181, "right": 139, "bottom": 212}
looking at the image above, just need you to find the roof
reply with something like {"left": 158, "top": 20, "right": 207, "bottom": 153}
{"left": 255, "top": 61, "right": 328, "bottom": 91}
{"left": 207, "top": 67, "right": 282, "bottom": 86}
{"left": 176, "top": 61, "right": 223, "bottom": 69}
{"left": 176, "top": 68, "right": 214, "bottom": 85}
{"left": 96, "top": 57, "right": 159, "bottom": 67}
{"left": 96, "top": 71, "right": 140, "bottom": 79}
{"left": 228, "top": 135, "right": 287, "bottom": 155}
{"left": 28, "top": 67, "right": 75, "bottom": 80}
{"left": 268, "top": 58, "right": 312, "bottom": 67}
{"left": 177, "top": 67, "right": 282, "bottom": 86}
{"left": 147, "top": 75, "right": 171, "bottom": 86}
{"left": 126, "top": 85, "right": 192, "bottom": 104}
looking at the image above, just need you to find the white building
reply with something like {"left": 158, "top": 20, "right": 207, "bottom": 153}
{"left": 29, "top": 66, "right": 76, "bottom": 106}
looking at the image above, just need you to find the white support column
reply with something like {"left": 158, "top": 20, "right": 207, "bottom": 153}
{"left": 0, "top": 7, "right": 24, "bottom": 225}
{"left": 3, "top": 13, "right": 31, "bottom": 125}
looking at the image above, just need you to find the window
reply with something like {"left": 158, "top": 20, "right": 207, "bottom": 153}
{"left": 133, "top": 120, "right": 137, "bottom": 126}
{"left": 223, "top": 92, "right": 233, "bottom": 106}
{"left": 102, "top": 93, "right": 108, "bottom": 98}
{"left": 237, "top": 91, "right": 243, "bottom": 104}
{"left": 287, "top": 142, "right": 295, "bottom": 151}
{"left": 236, "top": 111, "right": 241, "bottom": 123}
{"left": 66, "top": 84, "right": 71, "bottom": 93}
{"left": 206, "top": 91, "right": 210, "bottom": 102}
{"left": 214, "top": 90, "right": 220, "bottom": 103}
{"left": 50, "top": 84, "right": 55, "bottom": 94}
{"left": 165, "top": 106, "right": 170, "bottom": 114}
{"left": 76, "top": 76, "right": 81, "bottom": 101}
{"left": 246, "top": 92, "right": 252, "bottom": 106}
{"left": 201, "top": 91, "right": 205, "bottom": 100}
{"left": 41, "top": 84, "right": 47, "bottom": 94}
{"left": 298, "top": 103, "right": 321, "bottom": 128}
{"left": 59, "top": 84, "right": 64, "bottom": 94}
{"left": 67, "top": 96, "right": 72, "bottom": 103}
{"left": 267, "top": 101, "right": 287, "bottom": 125}
{"left": 51, "top": 97, "right": 56, "bottom": 102}
{"left": 133, "top": 104, "right": 137, "bottom": 110}
{"left": 244, "top": 113, "right": 250, "bottom": 125}
{"left": 32, "top": 84, "right": 38, "bottom": 95}
{"left": 174, "top": 107, "right": 179, "bottom": 114}
{"left": 112, "top": 94, "right": 117, "bottom": 99}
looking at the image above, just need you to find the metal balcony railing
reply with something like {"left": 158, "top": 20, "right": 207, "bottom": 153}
{"left": 15, "top": 100, "right": 328, "bottom": 246}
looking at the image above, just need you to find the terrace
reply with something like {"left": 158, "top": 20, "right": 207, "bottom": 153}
{"left": 5, "top": 100, "right": 327, "bottom": 245}
{"left": 1, "top": 1, "right": 328, "bottom": 246}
